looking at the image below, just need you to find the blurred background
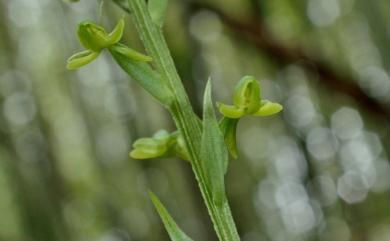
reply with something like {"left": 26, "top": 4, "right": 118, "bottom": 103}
{"left": 0, "top": 0, "right": 389, "bottom": 240}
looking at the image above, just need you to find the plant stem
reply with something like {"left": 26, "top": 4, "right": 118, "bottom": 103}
{"left": 126, "top": 0, "right": 240, "bottom": 240}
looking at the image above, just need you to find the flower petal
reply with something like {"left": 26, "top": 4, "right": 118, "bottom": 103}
{"left": 253, "top": 100, "right": 283, "bottom": 116}
{"left": 217, "top": 102, "right": 245, "bottom": 119}
{"left": 66, "top": 50, "right": 99, "bottom": 70}
{"left": 110, "top": 43, "right": 152, "bottom": 62}
{"left": 108, "top": 18, "right": 125, "bottom": 45}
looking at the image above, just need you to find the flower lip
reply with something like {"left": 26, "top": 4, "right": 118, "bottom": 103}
{"left": 233, "top": 76, "right": 261, "bottom": 114}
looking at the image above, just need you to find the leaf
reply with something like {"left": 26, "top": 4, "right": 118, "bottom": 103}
{"left": 109, "top": 48, "right": 173, "bottom": 106}
{"left": 149, "top": 191, "right": 194, "bottom": 241}
{"left": 148, "top": 0, "right": 168, "bottom": 28}
{"left": 200, "top": 80, "right": 228, "bottom": 207}
{"left": 219, "top": 117, "right": 239, "bottom": 159}
{"left": 66, "top": 50, "right": 100, "bottom": 69}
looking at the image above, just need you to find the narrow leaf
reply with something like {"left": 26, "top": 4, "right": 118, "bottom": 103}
{"left": 109, "top": 49, "right": 173, "bottom": 106}
{"left": 149, "top": 191, "right": 194, "bottom": 241}
{"left": 201, "top": 80, "right": 228, "bottom": 207}
{"left": 148, "top": 0, "right": 168, "bottom": 28}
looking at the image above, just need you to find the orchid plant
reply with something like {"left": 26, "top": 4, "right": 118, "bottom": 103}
{"left": 67, "top": 0, "right": 282, "bottom": 240}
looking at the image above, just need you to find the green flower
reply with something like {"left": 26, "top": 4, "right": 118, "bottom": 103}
{"left": 130, "top": 130, "right": 189, "bottom": 161}
{"left": 77, "top": 19, "right": 124, "bottom": 52}
{"left": 217, "top": 76, "right": 283, "bottom": 118}
{"left": 67, "top": 18, "right": 151, "bottom": 70}
{"left": 217, "top": 76, "right": 283, "bottom": 159}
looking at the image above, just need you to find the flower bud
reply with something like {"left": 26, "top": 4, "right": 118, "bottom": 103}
{"left": 130, "top": 130, "right": 189, "bottom": 161}
{"left": 77, "top": 19, "right": 124, "bottom": 52}
{"left": 130, "top": 137, "right": 169, "bottom": 159}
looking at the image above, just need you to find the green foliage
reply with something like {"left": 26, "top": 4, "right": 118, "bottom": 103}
{"left": 109, "top": 48, "right": 173, "bottom": 106}
{"left": 149, "top": 191, "right": 194, "bottom": 241}
{"left": 67, "top": 1, "right": 282, "bottom": 240}
{"left": 200, "top": 81, "right": 228, "bottom": 207}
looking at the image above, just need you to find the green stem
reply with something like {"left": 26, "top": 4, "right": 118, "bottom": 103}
{"left": 126, "top": 0, "right": 240, "bottom": 240}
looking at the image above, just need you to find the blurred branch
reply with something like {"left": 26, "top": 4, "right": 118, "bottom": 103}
{"left": 189, "top": 3, "right": 390, "bottom": 121}
{"left": 111, "top": 0, "right": 131, "bottom": 13}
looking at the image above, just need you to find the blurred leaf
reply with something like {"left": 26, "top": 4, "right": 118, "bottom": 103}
{"left": 148, "top": 0, "right": 168, "bottom": 28}
{"left": 149, "top": 191, "right": 194, "bottom": 241}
